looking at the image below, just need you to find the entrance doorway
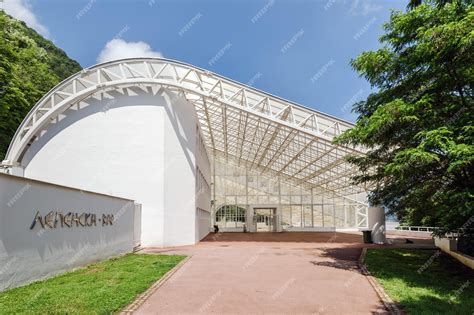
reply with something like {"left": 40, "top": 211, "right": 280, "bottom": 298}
{"left": 254, "top": 208, "right": 276, "bottom": 232}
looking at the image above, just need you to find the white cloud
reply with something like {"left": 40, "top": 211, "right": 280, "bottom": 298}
{"left": 348, "top": 0, "right": 382, "bottom": 16}
{"left": 97, "top": 39, "right": 163, "bottom": 63}
{"left": 3, "top": 0, "right": 49, "bottom": 37}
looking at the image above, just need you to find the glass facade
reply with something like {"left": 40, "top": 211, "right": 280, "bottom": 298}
{"left": 212, "top": 155, "right": 368, "bottom": 230}
{"left": 215, "top": 205, "right": 246, "bottom": 228}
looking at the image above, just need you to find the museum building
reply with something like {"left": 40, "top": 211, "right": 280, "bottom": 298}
{"left": 1, "top": 58, "right": 384, "bottom": 247}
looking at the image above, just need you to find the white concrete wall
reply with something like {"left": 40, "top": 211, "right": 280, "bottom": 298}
{"left": 196, "top": 208, "right": 211, "bottom": 241}
{"left": 20, "top": 87, "right": 207, "bottom": 247}
{"left": 435, "top": 237, "right": 474, "bottom": 269}
{"left": 0, "top": 173, "right": 135, "bottom": 291}
{"left": 434, "top": 237, "right": 457, "bottom": 251}
{"left": 161, "top": 91, "right": 201, "bottom": 246}
{"left": 194, "top": 121, "right": 211, "bottom": 241}
{"left": 23, "top": 88, "right": 165, "bottom": 246}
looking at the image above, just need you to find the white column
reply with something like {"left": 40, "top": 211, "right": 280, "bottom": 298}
{"left": 368, "top": 206, "right": 386, "bottom": 243}
{"left": 247, "top": 205, "right": 256, "bottom": 232}
{"left": 275, "top": 206, "right": 283, "bottom": 232}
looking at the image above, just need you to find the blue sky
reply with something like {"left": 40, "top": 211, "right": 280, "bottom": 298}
{"left": 6, "top": 0, "right": 407, "bottom": 122}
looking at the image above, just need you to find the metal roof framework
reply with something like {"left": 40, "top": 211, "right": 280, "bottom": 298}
{"left": 3, "top": 58, "right": 367, "bottom": 198}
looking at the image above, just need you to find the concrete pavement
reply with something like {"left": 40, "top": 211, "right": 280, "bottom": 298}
{"left": 135, "top": 232, "right": 391, "bottom": 314}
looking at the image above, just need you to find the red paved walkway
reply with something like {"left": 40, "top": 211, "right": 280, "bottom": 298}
{"left": 136, "top": 232, "right": 390, "bottom": 314}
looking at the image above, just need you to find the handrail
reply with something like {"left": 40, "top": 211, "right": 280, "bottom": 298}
{"left": 395, "top": 226, "right": 438, "bottom": 232}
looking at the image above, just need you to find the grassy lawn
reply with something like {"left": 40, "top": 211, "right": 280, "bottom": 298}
{"left": 365, "top": 249, "right": 474, "bottom": 315}
{"left": 0, "top": 254, "right": 185, "bottom": 314}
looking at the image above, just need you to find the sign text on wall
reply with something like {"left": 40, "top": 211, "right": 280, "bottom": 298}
{"left": 30, "top": 211, "right": 114, "bottom": 230}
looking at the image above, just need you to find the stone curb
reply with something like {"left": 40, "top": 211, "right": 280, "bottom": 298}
{"left": 120, "top": 255, "right": 192, "bottom": 314}
{"left": 359, "top": 248, "right": 403, "bottom": 315}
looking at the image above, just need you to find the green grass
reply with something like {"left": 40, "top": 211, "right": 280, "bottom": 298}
{"left": 0, "top": 254, "right": 185, "bottom": 314}
{"left": 365, "top": 249, "right": 474, "bottom": 315}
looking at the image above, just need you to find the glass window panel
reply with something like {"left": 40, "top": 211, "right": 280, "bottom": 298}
{"left": 357, "top": 207, "right": 368, "bottom": 228}
{"left": 248, "top": 186, "right": 258, "bottom": 195}
{"left": 232, "top": 181, "right": 240, "bottom": 195}
{"left": 215, "top": 177, "right": 224, "bottom": 195}
{"left": 323, "top": 197, "right": 334, "bottom": 205}
{"left": 346, "top": 205, "right": 356, "bottom": 227}
{"left": 271, "top": 183, "right": 279, "bottom": 194}
{"left": 313, "top": 205, "right": 323, "bottom": 227}
{"left": 281, "top": 196, "right": 291, "bottom": 204}
{"left": 225, "top": 164, "right": 234, "bottom": 176}
{"left": 323, "top": 205, "right": 334, "bottom": 227}
{"left": 303, "top": 205, "right": 312, "bottom": 227}
{"left": 211, "top": 154, "right": 367, "bottom": 230}
{"left": 258, "top": 196, "right": 269, "bottom": 204}
{"left": 291, "top": 196, "right": 301, "bottom": 204}
{"left": 312, "top": 194, "right": 323, "bottom": 203}
{"left": 223, "top": 179, "right": 231, "bottom": 195}
{"left": 335, "top": 205, "right": 345, "bottom": 228}
{"left": 269, "top": 196, "right": 279, "bottom": 204}
{"left": 302, "top": 195, "right": 311, "bottom": 204}
{"left": 280, "top": 183, "right": 290, "bottom": 195}
{"left": 290, "top": 185, "right": 301, "bottom": 195}
{"left": 258, "top": 178, "right": 268, "bottom": 194}
{"left": 282, "top": 206, "right": 291, "bottom": 227}
{"left": 226, "top": 196, "right": 236, "bottom": 204}
{"left": 215, "top": 162, "right": 225, "bottom": 175}
{"left": 235, "top": 180, "right": 246, "bottom": 195}
{"left": 248, "top": 175, "right": 256, "bottom": 184}
{"left": 291, "top": 205, "right": 302, "bottom": 227}
{"left": 215, "top": 205, "right": 246, "bottom": 229}
{"left": 248, "top": 196, "right": 258, "bottom": 204}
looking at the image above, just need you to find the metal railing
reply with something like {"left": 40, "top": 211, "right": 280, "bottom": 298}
{"left": 395, "top": 226, "right": 438, "bottom": 232}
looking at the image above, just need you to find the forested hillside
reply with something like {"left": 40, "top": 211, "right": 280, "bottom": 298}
{"left": 0, "top": 11, "right": 82, "bottom": 160}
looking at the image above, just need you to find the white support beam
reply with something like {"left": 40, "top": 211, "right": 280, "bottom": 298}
{"left": 4, "top": 58, "right": 366, "bottom": 196}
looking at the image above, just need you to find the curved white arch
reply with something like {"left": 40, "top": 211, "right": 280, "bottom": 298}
{"left": 3, "top": 57, "right": 365, "bottom": 195}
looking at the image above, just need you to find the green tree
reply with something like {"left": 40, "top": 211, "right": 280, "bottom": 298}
{"left": 336, "top": 0, "right": 473, "bottom": 236}
{"left": 0, "top": 12, "right": 81, "bottom": 161}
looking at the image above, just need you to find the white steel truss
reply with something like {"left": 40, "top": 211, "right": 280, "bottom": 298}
{"left": 3, "top": 58, "right": 367, "bottom": 196}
